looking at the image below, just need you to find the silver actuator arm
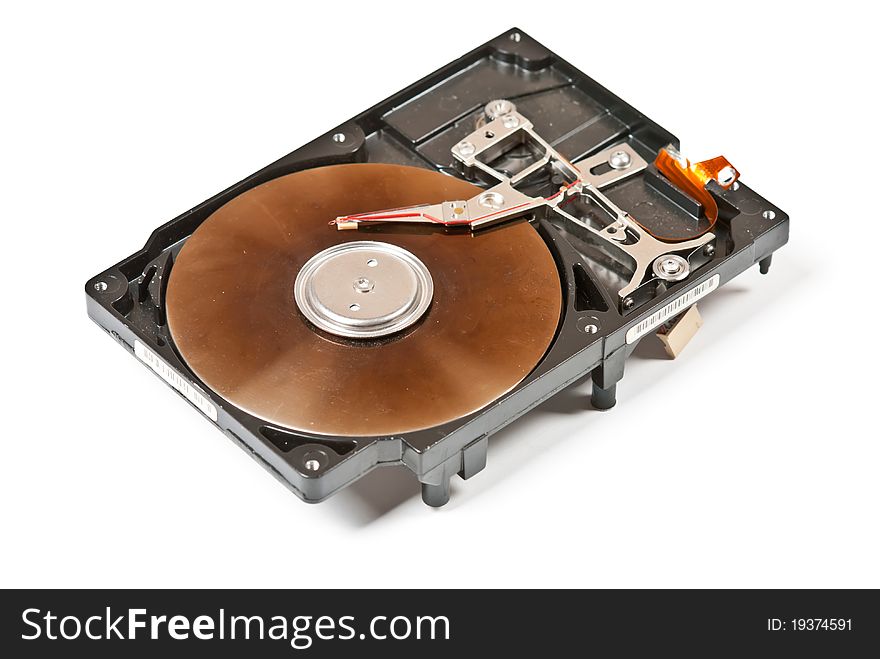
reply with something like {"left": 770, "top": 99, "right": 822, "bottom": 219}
{"left": 333, "top": 110, "right": 716, "bottom": 309}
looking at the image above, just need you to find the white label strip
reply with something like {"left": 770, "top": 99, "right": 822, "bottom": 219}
{"left": 625, "top": 274, "right": 720, "bottom": 345}
{"left": 135, "top": 340, "right": 218, "bottom": 422}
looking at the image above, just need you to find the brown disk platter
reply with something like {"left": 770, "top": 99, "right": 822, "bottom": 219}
{"left": 166, "top": 163, "right": 562, "bottom": 436}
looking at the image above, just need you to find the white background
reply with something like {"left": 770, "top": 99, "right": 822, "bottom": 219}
{"left": 2, "top": 1, "right": 877, "bottom": 588}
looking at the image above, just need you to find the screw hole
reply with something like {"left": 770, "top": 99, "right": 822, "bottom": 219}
{"left": 763, "top": 210, "right": 776, "bottom": 220}
{"left": 94, "top": 281, "right": 108, "bottom": 292}
{"left": 484, "top": 130, "right": 495, "bottom": 139}
{"left": 366, "top": 258, "right": 378, "bottom": 267}
{"left": 349, "top": 303, "right": 360, "bottom": 311}
{"left": 332, "top": 132, "right": 346, "bottom": 144}
{"left": 510, "top": 32, "right": 521, "bottom": 42}
{"left": 304, "top": 459, "right": 321, "bottom": 472}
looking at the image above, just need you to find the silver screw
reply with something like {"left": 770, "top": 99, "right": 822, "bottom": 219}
{"left": 623, "top": 297, "right": 635, "bottom": 310}
{"left": 502, "top": 114, "right": 519, "bottom": 129}
{"left": 608, "top": 150, "right": 632, "bottom": 170}
{"left": 660, "top": 258, "right": 682, "bottom": 275}
{"left": 584, "top": 324, "right": 598, "bottom": 334}
{"left": 332, "top": 132, "right": 346, "bottom": 144}
{"left": 353, "top": 277, "right": 374, "bottom": 293}
{"left": 704, "top": 244, "right": 715, "bottom": 257}
{"left": 652, "top": 254, "right": 690, "bottom": 282}
{"left": 457, "top": 141, "right": 476, "bottom": 157}
{"left": 94, "top": 281, "right": 108, "bottom": 292}
{"left": 485, "top": 99, "right": 516, "bottom": 120}
{"left": 717, "top": 166, "right": 736, "bottom": 186}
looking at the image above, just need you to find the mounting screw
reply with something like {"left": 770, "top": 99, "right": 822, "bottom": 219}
{"left": 457, "top": 141, "right": 476, "bottom": 157}
{"left": 608, "top": 150, "right": 632, "bottom": 170}
{"left": 703, "top": 243, "right": 716, "bottom": 257}
{"left": 577, "top": 316, "right": 601, "bottom": 334}
{"left": 501, "top": 114, "right": 519, "bottom": 129}
{"left": 485, "top": 99, "right": 516, "bottom": 121}
{"left": 623, "top": 297, "right": 635, "bottom": 310}
{"left": 717, "top": 166, "right": 737, "bottom": 186}
{"left": 302, "top": 450, "right": 328, "bottom": 474}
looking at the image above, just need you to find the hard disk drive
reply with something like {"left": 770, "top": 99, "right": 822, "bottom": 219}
{"left": 86, "top": 29, "right": 789, "bottom": 506}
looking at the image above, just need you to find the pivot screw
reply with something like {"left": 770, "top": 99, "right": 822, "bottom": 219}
{"left": 660, "top": 258, "right": 682, "bottom": 275}
{"left": 652, "top": 254, "right": 690, "bottom": 282}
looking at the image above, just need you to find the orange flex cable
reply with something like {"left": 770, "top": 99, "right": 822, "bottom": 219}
{"left": 649, "top": 146, "right": 739, "bottom": 241}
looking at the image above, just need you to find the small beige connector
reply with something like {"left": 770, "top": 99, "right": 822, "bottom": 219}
{"left": 656, "top": 304, "right": 703, "bottom": 359}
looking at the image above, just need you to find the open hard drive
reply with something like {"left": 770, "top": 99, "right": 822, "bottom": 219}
{"left": 86, "top": 29, "right": 788, "bottom": 507}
